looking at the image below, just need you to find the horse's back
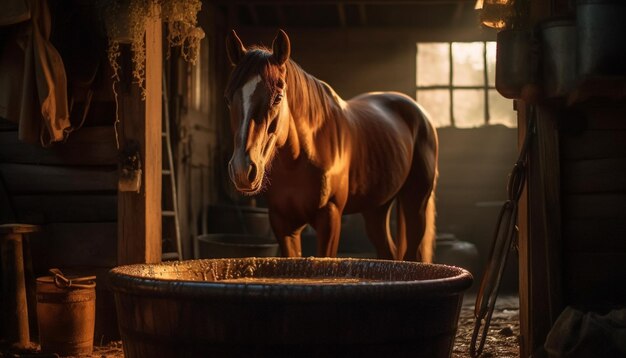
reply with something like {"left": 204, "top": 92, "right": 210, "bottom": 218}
{"left": 342, "top": 91, "right": 434, "bottom": 212}
{"left": 348, "top": 91, "right": 430, "bottom": 135}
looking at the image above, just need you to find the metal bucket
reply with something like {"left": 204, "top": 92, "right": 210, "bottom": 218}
{"left": 202, "top": 204, "right": 273, "bottom": 238}
{"left": 197, "top": 233, "right": 280, "bottom": 258}
{"left": 541, "top": 18, "right": 577, "bottom": 98}
{"left": 496, "top": 29, "right": 531, "bottom": 99}
{"left": 36, "top": 269, "right": 96, "bottom": 356}
{"left": 577, "top": 0, "right": 626, "bottom": 77}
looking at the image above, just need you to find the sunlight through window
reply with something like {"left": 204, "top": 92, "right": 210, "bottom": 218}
{"left": 416, "top": 41, "right": 516, "bottom": 128}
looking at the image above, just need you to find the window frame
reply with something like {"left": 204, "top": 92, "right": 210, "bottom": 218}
{"left": 416, "top": 41, "right": 495, "bottom": 128}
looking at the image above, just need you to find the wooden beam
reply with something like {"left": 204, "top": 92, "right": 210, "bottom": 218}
{"left": 451, "top": 1, "right": 464, "bottom": 26}
{"left": 235, "top": 26, "right": 496, "bottom": 43}
{"left": 248, "top": 4, "right": 260, "bottom": 26}
{"left": 517, "top": 102, "right": 530, "bottom": 358}
{"left": 117, "top": 7, "right": 162, "bottom": 265}
{"left": 0, "top": 163, "right": 117, "bottom": 193}
{"left": 215, "top": 0, "right": 473, "bottom": 4}
{"left": 0, "top": 127, "right": 118, "bottom": 166}
{"left": 358, "top": 4, "right": 367, "bottom": 26}
{"left": 274, "top": 5, "right": 287, "bottom": 26}
{"left": 519, "top": 105, "right": 564, "bottom": 357}
{"left": 337, "top": 4, "right": 347, "bottom": 27}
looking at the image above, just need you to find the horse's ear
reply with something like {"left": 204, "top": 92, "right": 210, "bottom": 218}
{"left": 271, "top": 29, "right": 290, "bottom": 65}
{"left": 226, "top": 30, "right": 246, "bottom": 66}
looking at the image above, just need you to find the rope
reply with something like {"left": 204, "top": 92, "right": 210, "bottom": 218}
{"left": 50, "top": 268, "right": 96, "bottom": 290}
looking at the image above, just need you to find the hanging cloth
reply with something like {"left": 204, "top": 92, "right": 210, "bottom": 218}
{"left": 0, "top": 0, "right": 70, "bottom": 146}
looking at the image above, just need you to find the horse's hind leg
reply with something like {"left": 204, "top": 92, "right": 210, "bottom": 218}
{"left": 362, "top": 201, "right": 396, "bottom": 260}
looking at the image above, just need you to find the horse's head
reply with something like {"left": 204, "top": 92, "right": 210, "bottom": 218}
{"left": 225, "top": 29, "right": 291, "bottom": 194}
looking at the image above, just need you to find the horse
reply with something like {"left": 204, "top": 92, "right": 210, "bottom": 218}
{"left": 224, "top": 29, "right": 438, "bottom": 262}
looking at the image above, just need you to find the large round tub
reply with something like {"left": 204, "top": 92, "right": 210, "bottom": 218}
{"left": 109, "top": 257, "right": 472, "bottom": 357}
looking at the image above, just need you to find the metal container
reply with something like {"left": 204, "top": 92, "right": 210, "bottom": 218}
{"left": 201, "top": 204, "right": 273, "bottom": 238}
{"left": 577, "top": 0, "right": 626, "bottom": 77}
{"left": 197, "top": 233, "right": 280, "bottom": 258}
{"left": 36, "top": 270, "right": 96, "bottom": 356}
{"left": 496, "top": 29, "right": 531, "bottom": 99}
{"left": 434, "top": 233, "right": 480, "bottom": 279}
{"left": 110, "top": 257, "right": 473, "bottom": 358}
{"left": 541, "top": 18, "right": 577, "bottom": 98}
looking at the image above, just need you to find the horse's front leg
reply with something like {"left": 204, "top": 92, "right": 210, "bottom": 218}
{"left": 313, "top": 202, "right": 342, "bottom": 257}
{"left": 269, "top": 211, "right": 306, "bottom": 257}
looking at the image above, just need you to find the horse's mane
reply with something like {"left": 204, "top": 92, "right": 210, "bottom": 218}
{"left": 285, "top": 60, "right": 344, "bottom": 131}
{"left": 225, "top": 46, "right": 344, "bottom": 131}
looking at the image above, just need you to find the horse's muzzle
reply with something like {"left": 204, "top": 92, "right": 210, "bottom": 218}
{"left": 228, "top": 156, "right": 261, "bottom": 193}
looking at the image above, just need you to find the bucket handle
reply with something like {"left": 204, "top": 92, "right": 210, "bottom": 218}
{"left": 50, "top": 268, "right": 96, "bottom": 289}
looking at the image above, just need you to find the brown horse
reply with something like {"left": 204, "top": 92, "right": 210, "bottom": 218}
{"left": 225, "top": 30, "right": 438, "bottom": 262}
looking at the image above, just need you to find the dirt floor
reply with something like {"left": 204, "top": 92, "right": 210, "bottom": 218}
{"left": 452, "top": 294, "right": 520, "bottom": 358}
{"left": 2, "top": 295, "right": 520, "bottom": 358}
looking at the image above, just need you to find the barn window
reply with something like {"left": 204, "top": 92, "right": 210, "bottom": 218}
{"left": 416, "top": 42, "right": 516, "bottom": 128}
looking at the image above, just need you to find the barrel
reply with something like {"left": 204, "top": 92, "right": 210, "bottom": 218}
{"left": 36, "top": 270, "right": 96, "bottom": 356}
{"left": 110, "top": 258, "right": 473, "bottom": 358}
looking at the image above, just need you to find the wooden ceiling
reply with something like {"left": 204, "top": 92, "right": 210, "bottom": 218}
{"left": 210, "top": 0, "right": 480, "bottom": 29}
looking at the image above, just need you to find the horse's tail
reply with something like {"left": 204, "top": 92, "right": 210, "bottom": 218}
{"left": 396, "top": 106, "right": 438, "bottom": 262}
{"left": 420, "top": 185, "right": 437, "bottom": 263}
{"left": 395, "top": 178, "right": 437, "bottom": 262}
{"left": 395, "top": 199, "right": 407, "bottom": 261}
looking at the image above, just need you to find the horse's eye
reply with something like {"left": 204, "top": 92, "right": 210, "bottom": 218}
{"left": 273, "top": 94, "right": 283, "bottom": 106}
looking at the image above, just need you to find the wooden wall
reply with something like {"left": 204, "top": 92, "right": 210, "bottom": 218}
{"left": 560, "top": 104, "right": 626, "bottom": 307}
{"left": 0, "top": 2, "right": 122, "bottom": 339}
{"left": 0, "top": 116, "right": 120, "bottom": 342}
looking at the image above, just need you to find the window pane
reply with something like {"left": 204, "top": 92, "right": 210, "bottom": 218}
{"left": 417, "top": 89, "right": 450, "bottom": 127}
{"left": 488, "top": 90, "right": 516, "bottom": 127}
{"left": 416, "top": 43, "right": 449, "bottom": 86}
{"left": 452, "top": 42, "right": 485, "bottom": 86}
{"left": 453, "top": 89, "right": 484, "bottom": 128}
{"left": 486, "top": 41, "right": 496, "bottom": 87}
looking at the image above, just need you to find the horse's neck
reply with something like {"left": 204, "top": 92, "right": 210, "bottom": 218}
{"left": 283, "top": 61, "right": 345, "bottom": 161}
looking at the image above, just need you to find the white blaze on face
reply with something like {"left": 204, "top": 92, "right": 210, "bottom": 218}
{"left": 239, "top": 75, "right": 262, "bottom": 143}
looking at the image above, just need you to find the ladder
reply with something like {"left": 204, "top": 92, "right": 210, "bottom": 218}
{"left": 161, "top": 74, "right": 182, "bottom": 261}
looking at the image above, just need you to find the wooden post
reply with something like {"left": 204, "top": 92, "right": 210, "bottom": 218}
{"left": 117, "top": 8, "right": 163, "bottom": 265}
{"left": 0, "top": 224, "right": 39, "bottom": 348}
{"left": 518, "top": 104, "right": 563, "bottom": 357}
{"left": 517, "top": 102, "right": 530, "bottom": 358}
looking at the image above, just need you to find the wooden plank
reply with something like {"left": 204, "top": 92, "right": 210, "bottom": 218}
{"left": 560, "top": 130, "right": 626, "bottom": 160}
{"left": 0, "top": 163, "right": 117, "bottom": 194}
{"left": 236, "top": 26, "right": 495, "bottom": 45}
{"left": 562, "top": 218, "right": 626, "bottom": 252}
{"left": 562, "top": 194, "right": 626, "bottom": 220}
{"left": 561, "top": 158, "right": 626, "bottom": 193}
{"left": 516, "top": 103, "right": 531, "bottom": 358}
{"left": 0, "top": 127, "right": 118, "bottom": 166}
{"left": 519, "top": 105, "right": 563, "bottom": 357}
{"left": 567, "top": 77, "right": 626, "bottom": 105}
{"left": 29, "top": 222, "right": 117, "bottom": 269}
{"left": 13, "top": 194, "right": 116, "bottom": 224}
{"left": 563, "top": 253, "right": 626, "bottom": 307}
{"left": 216, "top": 0, "right": 482, "bottom": 6}
{"left": 534, "top": 105, "right": 564, "bottom": 342}
{"left": 117, "top": 9, "right": 162, "bottom": 265}
{"left": 582, "top": 105, "right": 626, "bottom": 130}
